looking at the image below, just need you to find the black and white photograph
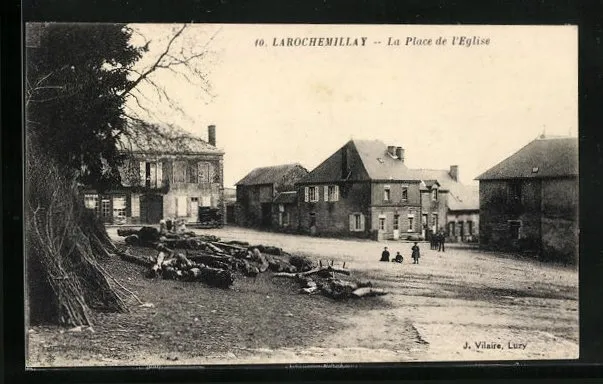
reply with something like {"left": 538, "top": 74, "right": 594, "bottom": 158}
{"left": 24, "top": 23, "right": 579, "bottom": 367}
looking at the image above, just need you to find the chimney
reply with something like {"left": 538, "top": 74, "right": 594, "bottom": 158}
{"left": 395, "top": 147, "right": 404, "bottom": 162}
{"left": 449, "top": 165, "right": 459, "bottom": 181}
{"left": 387, "top": 146, "right": 396, "bottom": 157}
{"left": 208, "top": 125, "right": 216, "bottom": 146}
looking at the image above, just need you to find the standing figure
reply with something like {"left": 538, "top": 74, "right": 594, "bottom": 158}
{"left": 411, "top": 242, "right": 421, "bottom": 264}
{"left": 380, "top": 246, "right": 390, "bottom": 262}
{"left": 438, "top": 230, "right": 446, "bottom": 252}
{"left": 429, "top": 230, "right": 436, "bottom": 250}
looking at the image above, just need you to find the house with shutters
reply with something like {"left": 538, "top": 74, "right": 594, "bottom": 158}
{"left": 411, "top": 167, "right": 480, "bottom": 242}
{"left": 296, "top": 139, "right": 423, "bottom": 239}
{"left": 476, "top": 135, "right": 578, "bottom": 262}
{"left": 82, "top": 123, "right": 225, "bottom": 225}
{"left": 234, "top": 163, "right": 309, "bottom": 229}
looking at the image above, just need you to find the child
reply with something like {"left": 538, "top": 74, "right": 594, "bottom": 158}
{"left": 392, "top": 251, "right": 403, "bottom": 263}
{"left": 380, "top": 247, "right": 390, "bottom": 262}
{"left": 411, "top": 242, "right": 421, "bottom": 264}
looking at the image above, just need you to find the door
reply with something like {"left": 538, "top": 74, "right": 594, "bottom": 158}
{"left": 261, "top": 203, "right": 272, "bottom": 227}
{"left": 459, "top": 221, "right": 465, "bottom": 241}
{"left": 140, "top": 194, "right": 163, "bottom": 224}
{"left": 190, "top": 197, "right": 199, "bottom": 223}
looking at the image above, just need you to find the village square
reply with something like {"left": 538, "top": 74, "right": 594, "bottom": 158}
{"left": 24, "top": 23, "right": 578, "bottom": 366}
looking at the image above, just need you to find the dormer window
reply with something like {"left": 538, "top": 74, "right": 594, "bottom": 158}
{"left": 432, "top": 188, "right": 438, "bottom": 201}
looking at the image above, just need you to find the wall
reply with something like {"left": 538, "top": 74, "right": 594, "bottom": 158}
{"left": 479, "top": 179, "right": 542, "bottom": 252}
{"left": 234, "top": 184, "right": 275, "bottom": 228}
{"left": 420, "top": 189, "right": 448, "bottom": 237}
{"left": 297, "top": 181, "right": 372, "bottom": 237}
{"left": 271, "top": 202, "right": 300, "bottom": 232}
{"left": 540, "top": 178, "right": 578, "bottom": 262}
{"left": 446, "top": 211, "right": 480, "bottom": 242}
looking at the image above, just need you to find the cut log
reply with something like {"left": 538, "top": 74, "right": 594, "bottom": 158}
{"left": 319, "top": 279, "right": 359, "bottom": 300}
{"left": 117, "top": 249, "right": 152, "bottom": 267}
{"left": 289, "top": 255, "right": 314, "bottom": 272}
{"left": 351, "top": 287, "right": 387, "bottom": 298}
{"left": 124, "top": 234, "right": 139, "bottom": 246}
{"left": 117, "top": 228, "right": 140, "bottom": 237}
{"left": 300, "top": 266, "right": 350, "bottom": 277}
{"left": 300, "top": 286, "right": 319, "bottom": 294}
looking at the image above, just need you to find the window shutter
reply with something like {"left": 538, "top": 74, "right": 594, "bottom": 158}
{"left": 139, "top": 161, "right": 146, "bottom": 186}
{"left": 304, "top": 187, "right": 309, "bottom": 202}
{"left": 334, "top": 185, "right": 339, "bottom": 201}
{"left": 349, "top": 214, "right": 355, "bottom": 231}
{"left": 324, "top": 186, "right": 329, "bottom": 202}
{"left": 360, "top": 214, "right": 365, "bottom": 231}
{"left": 156, "top": 161, "right": 163, "bottom": 187}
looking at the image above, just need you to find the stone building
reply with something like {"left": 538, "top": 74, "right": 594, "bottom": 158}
{"left": 412, "top": 167, "right": 480, "bottom": 242}
{"left": 476, "top": 136, "right": 578, "bottom": 261}
{"left": 235, "top": 164, "right": 308, "bottom": 229}
{"left": 295, "top": 139, "right": 479, "bottom": 241}
{"left": 82, "top": 124, "right": 225, "bottom": 225}
{"left": 296, "top": 140, "right": 423, "bottom": 239}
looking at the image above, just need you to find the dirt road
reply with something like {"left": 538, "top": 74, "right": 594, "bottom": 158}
{"left": 184, "top": 226, "right": 579, "bottom": 363}
{"left": 28, "top": 226, "right": 578, "bottom": 366}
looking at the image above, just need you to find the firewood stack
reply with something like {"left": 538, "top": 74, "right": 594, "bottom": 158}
{"left": 116, "top": 226, "right": 387, "bottom": 300}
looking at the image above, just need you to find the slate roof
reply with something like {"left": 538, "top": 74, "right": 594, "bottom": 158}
{"left": 298, "top": 139, "right": 417, "bottom": 183}
{"left": 236, "top": 163, "right": 308, "bottom": 187}
{"left": 118, "top": 121, "right": 223, "bottom": 155}
{"left": 476, "top": 137, "right": 578, "bottom": 180}
{"left": 274, "top": 191, "right": 298, "bottom": 204}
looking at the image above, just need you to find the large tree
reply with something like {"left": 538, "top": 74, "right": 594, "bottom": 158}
{"left": 26, "top": 23, "right": 145, "bottom": 191}
{"left": 25, "top": 23, "right": 213, "bottom": 326}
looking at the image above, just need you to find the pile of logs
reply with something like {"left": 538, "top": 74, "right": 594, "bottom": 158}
{"left": 116, "top": 226, "right": 387, "bottom": 300}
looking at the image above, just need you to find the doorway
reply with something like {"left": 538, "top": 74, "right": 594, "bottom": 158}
{"left": 140, "top": 194, "right": 163, "bottom": 224}
{"left": 261, "top": 203, "right": 272, "bottom": 227}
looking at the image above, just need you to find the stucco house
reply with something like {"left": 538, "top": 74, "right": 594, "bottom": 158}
{"left": 82, "top": 123, "right": 226, "bottom": 225}
{"left": 476, "top": 135, "right": 578, "bottom": 262}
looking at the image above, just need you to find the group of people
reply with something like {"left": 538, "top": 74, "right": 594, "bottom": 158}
{"left": 379, "top": 243, "right": 422, "bottom": 265}
{"left": 429, "top": 230, "right": 446, "bottom": 252}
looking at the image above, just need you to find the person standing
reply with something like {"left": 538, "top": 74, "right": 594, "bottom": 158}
{"left": 380, "top": 246, "right": 390, "bottom": 262}
{"left": 438, "top": 230, "right": 446, "bottom": 252}
{"left": 411, "top": 242, "right": 421, "bottom": 264}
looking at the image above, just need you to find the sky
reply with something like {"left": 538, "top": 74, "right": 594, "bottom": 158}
{"left": 126, "top": 24, "right": 578, "bottom": 188}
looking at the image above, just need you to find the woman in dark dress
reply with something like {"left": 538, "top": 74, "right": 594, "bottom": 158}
{"left": 411, "top": 242, "right": 421, "bottom": 264}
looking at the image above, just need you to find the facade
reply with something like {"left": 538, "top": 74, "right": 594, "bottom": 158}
{"left": 83, "top": 124, "right": 225, "bottom": 225}
{"left": 295, "top": 139, "right": 479, "bottom": 241}
{"left": 476, "top": 136, "right": 578, "bottom": 261}
{"left": 234, "top": 164, "right": 309, "bottom": 229}
{"left": 412, "top": 168, "right": 480, "bottom": 242}
{"left": 296, "top": 140, "right": 423, "bottom": 240}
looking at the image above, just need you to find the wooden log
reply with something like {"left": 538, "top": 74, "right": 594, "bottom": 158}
{"left": 124, "top": 234, "right": 139, "bottom": 246}
{"left": 300, "top": 286, "right": 319, "bottom": 294}
{"left": 351, "top": 287, "right": 387, "bottom": 298}
{"left": 117, "top": 250, "right": 152, "bottom": 267}
{"left": 289, "top": 255, "right": 314, "bottom": 272}
{"left": 299, "top": 266, "right": 350, "bottom": 277}
{"left": 213, "top": 242, "right": 247, "bottom": 252}
{"left": 117, "top": 228, "right": 140, "bottom": 237}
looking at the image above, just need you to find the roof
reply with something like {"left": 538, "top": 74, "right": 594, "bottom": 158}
{"left": 118, "top": 121, "right": 223, "bottom": 155}
{"left": 236, "top": 163, "right": 308, "bottom": 187}
{"left": 412, "top": 169, "right": 479, "bottom": 211}
{"left": 476, "top": 137, "right": 578, "bottom": 180}
{"left": 299, "top": 139, "right": 417, "bottom": 183}
{"left": 447, "top": 184, "right": 479, "bottom": 211}
{"left": 274, "top": 191, "right": 298, "bottom": 204}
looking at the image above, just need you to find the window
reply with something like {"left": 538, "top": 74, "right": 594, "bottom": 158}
{"left": 198, "top": 162, "right": 211, "bottom": 183}
{"left": 508, "top": 182, "right": 522, "bottom": 203}
{"left": 408, "top": 216, "right": 414, "bottom": 231}
{"left": 383, "top": 186, "right": 391, "bottom": 201}
{"left": 379, "top": 217, "right": 386, "bottom": 231}
{"left": 131, "top": 194, "right": 140, "bottom": 217}
{"left": 350, "top": 213, "right": 365, "bottom": 232}
{"left": 432, "top": 214, "right": 438, "bottom": 230}
{"left": 432, "top": 188, "right": 438, "bottom": 201}
{"left": 112, "top": 196, "right": 126, "bottom": 219}
{"left": 101, "top": 199, "right": 111, "bottom": 218}
{"left": 308, "top": 186, "right": 319, "bottom": 202}
{"left": 422, "top": 213, "right": 428, "bottom": 228}
{"left": 188, "top": 161, "right": 198, "bottom": 183}
{"left": 509, "top": 220, "right": 521, "bottom": 239}
{"left": 139, "top": 161, "right": 161, "bottom": 188}
{"left": 84, "top": 194, "right": 99, "bottom": 210}
{"left": 402, "top": 187, "right": 408, "bottom": 201}
{"left": 326, "top": 185, "right": 339, "bottom": 202}
{"left": 173, "top": 161, "right": 187, "bottom": 183}
{"left": 393, "top": 214, "right": 399, "bottom": 230}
